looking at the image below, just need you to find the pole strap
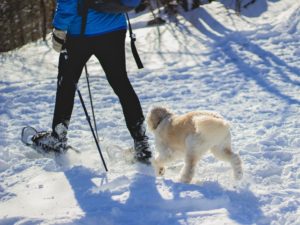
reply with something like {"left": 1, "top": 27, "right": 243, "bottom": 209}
{"left": 125, "top": 13, "right": 144, "bottom": 69}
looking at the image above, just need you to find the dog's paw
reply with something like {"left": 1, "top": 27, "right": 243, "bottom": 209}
{"left": 234, "top": 170, "right": 243, "bottom": 181}
{"left": 152, "top": 159, "right": 166, "bottom": 176}
{"left": 158, "top": 167, "right": 165, "bottom": 176}
{"left": 178, "top": 176, "right": 192, "bottom": 184}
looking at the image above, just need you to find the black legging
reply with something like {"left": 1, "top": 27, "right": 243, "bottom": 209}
{"left": 52, "top": 29, "right": 144, "bottom": 139}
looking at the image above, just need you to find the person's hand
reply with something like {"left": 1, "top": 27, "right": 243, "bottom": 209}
{"left": 52, "top": 28, "right": 67, "bottom": 53}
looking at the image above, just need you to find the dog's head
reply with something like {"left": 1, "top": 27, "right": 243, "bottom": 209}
{"left": 147, "top": 106, "right": 173, "bottom": 131}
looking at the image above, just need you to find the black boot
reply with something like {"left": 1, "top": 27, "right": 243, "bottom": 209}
{"left": 130, "top": 120, "right": 152, "bottom": 164}
{"left": 134, "top": 136, "right": 152, "bottom": 164}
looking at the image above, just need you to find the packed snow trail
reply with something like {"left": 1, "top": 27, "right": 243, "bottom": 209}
{"left": 1, "top": 0, "right": 300, "bottom": 224}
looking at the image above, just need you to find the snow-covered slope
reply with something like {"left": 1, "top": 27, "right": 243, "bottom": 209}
{"left": 1, "top": 1, "right": 300, "bottom": 224}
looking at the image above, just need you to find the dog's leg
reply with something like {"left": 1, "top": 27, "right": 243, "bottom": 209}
{"left": 179, "top": 153, "right": 199, "bottom": 183}
{"left": 211, "top": 146, "right": 243, "bottom": 180}
{"left": 178, "top": 135, "right": 205, "bottom": 183}
{"left": 152, "top": 149, "right": 174, "bottom": 176}
{"left": 152, "top": 155, "right": 166, "bottom": 176}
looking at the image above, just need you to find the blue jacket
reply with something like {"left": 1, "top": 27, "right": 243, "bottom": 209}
{"left": 53, "top": 0, "right": 140, "bottom": 36}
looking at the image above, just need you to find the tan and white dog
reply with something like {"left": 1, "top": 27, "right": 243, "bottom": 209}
{"left": 147, "top": 106, "right": 243, "bottom": 183}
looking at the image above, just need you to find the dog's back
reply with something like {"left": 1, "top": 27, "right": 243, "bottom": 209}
{"left": 157, "top": 111, "right": 230, "bottom": 150}
{"left": 193, "top": 112, "right": 230, "bottom": 144}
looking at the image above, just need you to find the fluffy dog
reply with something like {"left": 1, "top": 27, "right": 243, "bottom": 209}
{"left": 147, "top": 106, "right": 243, "bottom": 183}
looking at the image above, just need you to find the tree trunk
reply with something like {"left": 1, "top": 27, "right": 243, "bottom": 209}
{"left": 0, "top": 0, "right": 56, "bottom": 52}
{"left": 236, "top": 0, "right": 241, "bottom": 15}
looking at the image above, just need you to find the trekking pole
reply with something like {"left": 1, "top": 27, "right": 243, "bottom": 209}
{"left": 83, "top": 65, "right": 112, "bottom": 160}
{"left": 76, "top": 85, "right": 108, "bottom": 172}
{"left": 84, "top": 65, "right": 99, "bottom": 141}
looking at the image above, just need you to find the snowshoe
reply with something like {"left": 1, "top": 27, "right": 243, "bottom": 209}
{"left": 21, "top": 126, "right": 79, "bottom": 154}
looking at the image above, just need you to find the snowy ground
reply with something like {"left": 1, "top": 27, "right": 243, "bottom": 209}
{"left": 1, "top": 0, "right": 300, "bottom": 224}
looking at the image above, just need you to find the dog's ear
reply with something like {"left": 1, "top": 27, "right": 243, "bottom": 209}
{"left": 147, "top": 106, "right": 171, "bottom": 131}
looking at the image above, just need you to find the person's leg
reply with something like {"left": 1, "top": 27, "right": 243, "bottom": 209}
{"left": 52, "top": 37, "right": 92, "bottom": 134}
{"left": 32, "top": 37, "right": 92, "bottom": 152}
{"left": 94, "top": 30, "right": 145, "bottom": 138}
{"left": 93, "top": 30, "right": 151, "bottom": 162}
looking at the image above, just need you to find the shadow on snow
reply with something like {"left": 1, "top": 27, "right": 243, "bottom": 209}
{"left": 179, "top": 7, "right": 300, "bottom": 105}
{"left": 64, "top": 166, "right": 268, "bottom": 225}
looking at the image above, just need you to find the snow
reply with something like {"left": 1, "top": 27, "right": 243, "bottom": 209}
{"left": 1, "top": 0, "right": 300, "bottom": 224}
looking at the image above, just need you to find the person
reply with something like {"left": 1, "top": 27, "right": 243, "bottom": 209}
{"left": 32, "top": 0, "right": 152, "bottom": 164}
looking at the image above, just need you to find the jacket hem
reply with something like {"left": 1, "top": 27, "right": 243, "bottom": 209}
{"left": 67, "top": 26, "right": 127, "bottom": 37}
